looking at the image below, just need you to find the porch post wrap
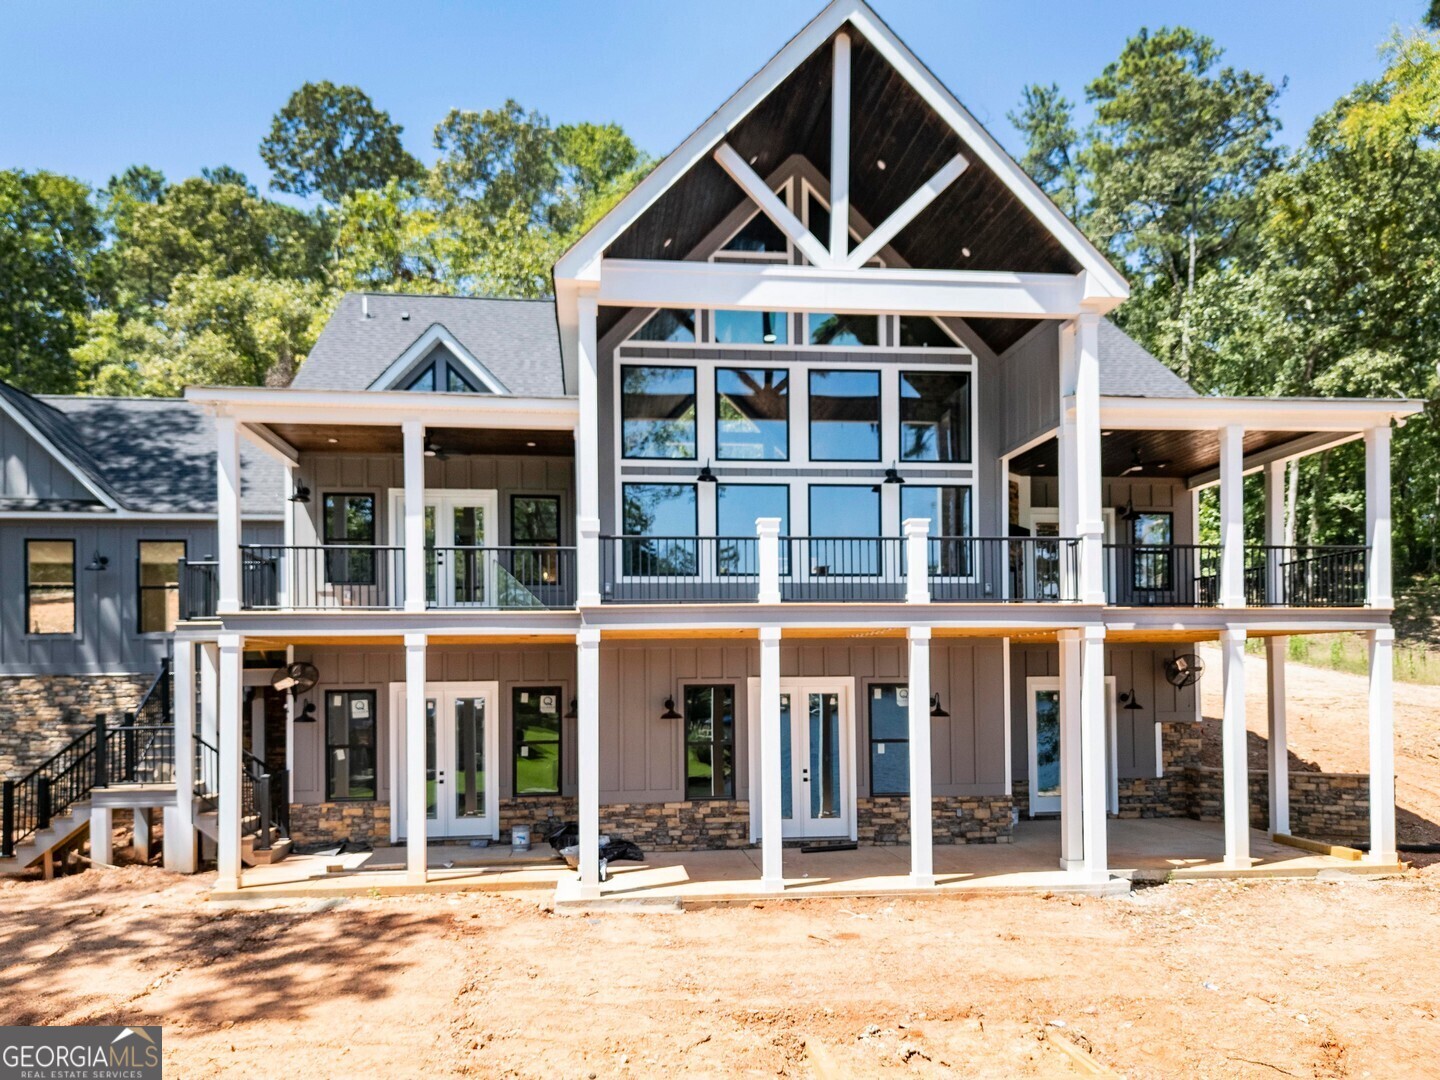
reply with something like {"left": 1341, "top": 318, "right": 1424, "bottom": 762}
{"left": 759, "top": 626, "right": 784, "bottom": 892}
{"left": 903, "top": 518, "right": 931, "bottom": 605}
{"left": 215, "top": 633, "right": 244, "bottom": 892}
{"left": 165, "top": 641, "right": 197, "bottom": 873}
{"left": 1368, "top": 627, "right": 1397, "bottom": 864}
{"left": 1219, "top": 424, "right": 1247, "bottom": 608}
{"left": 1220, "top": 627, "right": 1250, "bottom": 867}
{"left": 1057, "top": 628, "right": 1083, "bottom": 869}
{"left": 1264, "top": 459, "right": 1286, "bottom": 605}
{"left": 281, "top": 461, "right": 298, "bottom": 608}
{"left": 1073, "top": 313, "right": 1106, "bottom": 604}
{"left": 756, "top": 517, "right": 782, "bottom": 605}
{"left": 1365, "top": 425, "right": 1393, "bottom": 608}
{"left": 215, "top": 414, "right": 242, "bottom": 614}
{"left": 576, "top": 294, "right": 603, "bottom": 606}
{"left": 1079, "top": 624, "right": 1108, "bottom": 878}
{"left": 576, "top": 628, "right": 602, "bottom": 897}
{"left": 402, "top": 420, "right": 427, "bottom": 613}
{"left": 405, "top": 632, "right": 428, "bottom": 884}
{"left": 1265, "top": 636, "right": 1290, "bottom": 836}
{"left": 907, "top": 626, "right": 934, "bottom": 886}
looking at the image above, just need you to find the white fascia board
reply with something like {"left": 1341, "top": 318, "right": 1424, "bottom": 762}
{"left": 0, "top": 510, "right": 283, "bottom": 522}
{"left": 367, "top": 323, "right": 510, "bottom": 394}
{"left": 1095, "top": 395, "right": 1426, "bottom": 432}
{"left": 187, "top": 387, "right": 578, "bottom": 430}
{"left": 0, "top": 395, "right": 121, "bottom": 511}
{"left": 239, "top": 422, "right": 299, "bottom": 467}
{"left": 598, "top": 258, "right": 1086, "bottom": 318}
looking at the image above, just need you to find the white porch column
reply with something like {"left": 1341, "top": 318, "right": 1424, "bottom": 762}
{"left": 1368, "top": 627, "right": 1397, "bottom": 864}
{"left": 405, "top": 632, "right": 427, "bottom": 884}
{"left": 280, "top": 461, "right": 297, "bottom": 607}
{"left": 1220, "top": 627, "right": 1251, "bottom": 867}
{"left": 215, "top": 415, "right": 242, "bottom": 614}
{"left": 1057, "top": 629, "right": 1083, "bottom": 869}
{"left": 1057, "top": 323, "right": 1078, "bottom": 549}
{"left": 132, "top": 808, "right": 152, "bottom": 861}
{"left": 164, "top": 640, "right": 197, "bottom": 873}
{"left": 1074, "top": 313, "right": 1106, "bottom": 604}
{"left": 1219, "top": 425, "right": 1247, "bottom": 608}
{"left": 903, "top": 518, "right": 931, "bottom": 605}
{"left": 756, "top": 517, "right": 782, "bottom": 604}
{"left": 1365, "top": 425, "right": 1393, "bottom": 608}
{"left": 576, "top": 294, "right": 602, "bottom": 606}
{"left": 89, "top": 807, "right": 112, "bottom": 867}
{"left": 576, "top": 628, "right": 602, "bottom": 897}
{"left": 199, "top": 642, "right": 219, "bottom": 749}
{"left": 759, "top": 626, "right": 784, "bottom": 892}
{"left": 1079, "top": 625, "right": 1108, "bottom": 877}
{"left": 402, "top": 420, "right": 427, "bottom": 613}
{"left": 1265, "top": 636, "right": 1290, "bottom": 837}
{"left": 215, "top": 633, "right": 244, "bottom": 891}
{"left": 1264, "top": 459, "right": 1286, "bottom": 606}
{"left": 907, "top": 626, "right": 934, "bottom": 886}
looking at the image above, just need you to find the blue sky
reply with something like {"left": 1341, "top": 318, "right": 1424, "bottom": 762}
{"left": 0, "top": 1, "right": 1424, "bottom": 203}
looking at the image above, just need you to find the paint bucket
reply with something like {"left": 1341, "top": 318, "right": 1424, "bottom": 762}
{"left": 511, "top": 825, "right": 531, "bottom": 852}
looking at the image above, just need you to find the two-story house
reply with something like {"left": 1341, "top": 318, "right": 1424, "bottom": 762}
{"left": 2, "top": 0, "right": 1422, "bottom": 898}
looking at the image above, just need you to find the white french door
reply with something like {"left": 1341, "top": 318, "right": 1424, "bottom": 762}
{"left": 1025, "top": 676, "right": 1119, "bottom": 818}
{"left": 390, "top": 682, "right": 499, "bottom": 840}
{"left": 748, "top": 678, "right": 855, "bottom": 840}
{"left": 390, "top": 489, "right": 498, "bottom": 607}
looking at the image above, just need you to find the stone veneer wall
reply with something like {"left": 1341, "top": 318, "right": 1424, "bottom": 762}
{"left": 0, "top": 675, "right": 151, "bottom": 777}
{"left": 600, "top": 801, "right": 751, "bottom": 851}
{"left": 289, "top": 802, "right": 392, "bottom": 846}
{"left": 857, "top": 795, "right": 1015, "bottom": 845}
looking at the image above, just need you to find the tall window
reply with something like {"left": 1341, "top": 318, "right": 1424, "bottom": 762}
{"left": 513, "top": 686, "right": 562, "bottom": 795}
{"left": 900, "top": 371, "right": 971, "bottom": 462}
{"left": 809, "top": 370, "right": 880, "bottom": 461}
{"left": 902, "top": 486, "right": 974, "bottom": 576}
{"left": 716, "top": 368, "right": 789, "bottom": 460}
{"left": 26, "top": 540, "right": 75, "bottom": 635}
{"left": 1130, "top": 512, "right": 1174, "bottom": 590}
{"left": 322, "top": 493, "right": 376, "bottom": 585}
{"left": 512, "top": 496, "right": 561, "bottom": 585}
{"left": 808, "top": 313, "right": 879, "bottom": 346}
{"left": 621, "top": 365, "right": 696, "bottom": 458}
{"left": 869, "top": 684, "right": 910, "bottom": 795}
{"left": 138, "top": 540, "right": 185, "bottom": 633}
{"left": 714, "top": 310, "right": 788, "bottom": 345}
{"left": 808, "top": 486, "right": 880, "bottom": 574}
{"left": 325, "top": 689, "right": 377, "bottom": 800}
{"left": 684, "top": 684, "right": 735, "bottom": 799}
{"left": 622, "top": 483, "right": 697, "bottom": 576}
{"left": 717, "top": 484, "right": 787, "bottom": 575}
{"left": 634, "top": 309, "right": 696, "bottom": 342}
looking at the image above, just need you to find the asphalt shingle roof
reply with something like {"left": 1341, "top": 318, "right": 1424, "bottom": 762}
{"left": 1098, "top": 320, "right": 1198, "bottom": 397}
{"left": 292, "top": 293, "right": 567, "bottom": 396}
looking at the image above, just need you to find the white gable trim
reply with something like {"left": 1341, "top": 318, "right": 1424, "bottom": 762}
{"left": 367, "top": 323, "right": 510, "bottom": 394}
{"left": 0, "top": 395, "right": 121, "bottom": 511}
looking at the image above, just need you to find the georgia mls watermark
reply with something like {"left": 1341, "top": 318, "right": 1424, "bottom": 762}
{"left": 1, "top": 1026, "right": 162, "bottom": 1080}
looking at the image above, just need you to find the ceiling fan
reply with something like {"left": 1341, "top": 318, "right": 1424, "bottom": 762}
{"left": 1120, "top": 446, "right": 1171, "bottom": 476}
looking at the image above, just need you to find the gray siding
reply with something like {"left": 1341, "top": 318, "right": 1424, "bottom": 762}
{"left": 997, "top": 323, "right": 1059, "bottom": 456}
{"left": 1030, "top": 476, "right": 1194, "bottom": 543}
{"left": 0, "top": 410, "right": 92, "bottom": 503}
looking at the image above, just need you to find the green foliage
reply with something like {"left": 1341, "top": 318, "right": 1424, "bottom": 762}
{"left": 260, "top": 81, "right": 422, "bottom": 204}
{"left": 1008, "top": 84, "right": 1080, "bottom": 219}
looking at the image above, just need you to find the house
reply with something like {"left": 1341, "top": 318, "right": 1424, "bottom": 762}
{"left": 1, "top": 0, "right": 1423, "bottom": 896}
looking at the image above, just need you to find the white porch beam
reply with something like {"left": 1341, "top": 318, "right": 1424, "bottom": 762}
{"left": 405, "top": 632, "right": 427, "bottom": 884}
{"left": 1368, "top": 627, "right": 1397, "bottom": 864}
{"left": 215, "top": 415, "right": 242, "bottom": 615}
{"left": 845, "top": 154, "right": 968, "bottom": 270}
{"left": 597, "top": 258, "right": 1088, "bottom": 318}
{"left": 576, "top": 295, "right": 601, "bottom": 606}
{"left": 759, "top": 626, "right": 784, "bottom": 892}
{"left": 1366, "top": 425, "right": 1393, "bottom": 608}
{"left": 238, "top": 422, "right": 299, "bottom": 468}
{"left": 1266, "top": 636, "right": 1290, "bottom": 836}
{"left": 576, "top": 628, "right": 602, "bottom": 897}
{"left": 1186, "top": 431, "right": 1361, "bottom": 490}
{"left": 402, "top": 420, "right": 427, "bottom": 614}
{"left": 1218, "top": 425, "right": 1247, "bottom": 609}
{"left": 216, "top": 633, "right": 244, "bottom": 892}
{"left": 1057, "top": 629, "right": 1082, "bottom": 869}
{"left": 163, "top": 641, "right": 197, "bottom": 874}
{"left": 829, "top": 31, "right": 851, "bottom": 263}
{"left": 1099, "top": 396, "right": 1423, "bottom": 433}
{"left": 907, "top": 626, "right": 934, "bottom": 887}
{"left": 1220, "top": 627, "right": 1251, "bottom": 868}
{"left": 1080, "top": 625, "right": 1108, "bottom": 879}
{"left": 713, "top": 142, "right": 833, "bottom": 269}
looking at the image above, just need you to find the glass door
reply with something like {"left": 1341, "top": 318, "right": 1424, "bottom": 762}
{"left": 1025, "top": 677, "right": 1118, "bottom": 819}
{"left": 775, "top": 681, "right": 852, "bottom": 839}
{"left": 401, "top": 682, "right": 498, "bottom": 840}
{"left": 391, "top": 490, "right": 497, "bottom": 607}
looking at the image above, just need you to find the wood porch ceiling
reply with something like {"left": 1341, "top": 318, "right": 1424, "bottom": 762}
{"left": 1009, "top": 429, "right": 1309, "bottom": 481}
{"left": 265, "top": 423, "right": 575, "bottom": 456}
{"left": 599, "top": 27, "right": 1081, "bottom": 354}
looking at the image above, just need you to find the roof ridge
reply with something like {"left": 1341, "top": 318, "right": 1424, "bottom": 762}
{"left": 349, "top": 291, "right": 555, "bottom": 304}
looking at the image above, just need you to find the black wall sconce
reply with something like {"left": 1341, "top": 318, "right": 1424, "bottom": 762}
{"left": 696, "top": 461, "right": 718, "bottom": 483}
{"left": 84, "top": 551, "right": 109, "bottom": 572}
{"left": 564, "top": 698, "right": 578, "bottom": 720}
{"left": 660, "top": 696, "right": 682, "bottom": 720}
{"left": 290, "top": 484, "right": 311, "bottom": 504}
{"left": 929, "top": 694, "right": 949, "bottom": 718}
{"left": 296, "top": 701, "right": 318, "bottom": 722}
{"left": 872, "top": 462, "right": 906, "bottom": 493}
{"left": 1119, "top": 689, "right": 1144, "bottom": 711}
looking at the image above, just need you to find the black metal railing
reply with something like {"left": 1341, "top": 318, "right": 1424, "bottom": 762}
{"left": 783, "top": 537, "right": 906, "bottom": 602}
{"left": 927, "top": 536, "right": 1082, "bottom": 602}
{"left": 1104, "top": 544, "right": 1223, "bottom": 606}
{"left": 179, "top": 558, "right": 219, "bottom": 620}
{"left": 427, "top": 546, "right": 576, "bottom": 609}
{"left": 193, "top": 738, "right": 289, "bottom": 848}
{"left": 195, "top": 736, "right": 220, "bottom": 813}
{"left": 239, "top": 545, "right": 404, "bottom": 610}
{"left": 600, "top": 536, "right": 760, "bottom": 603}
{"left": 1249, "top": 545, "right": 1368, "bottom": 607}
{"left": 102, "top": 658, "right": 176, "bottom": 786}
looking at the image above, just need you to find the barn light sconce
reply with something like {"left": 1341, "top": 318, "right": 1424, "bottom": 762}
{"left": 696, "top": 461, "right": 718, "bottom": 483}
{"left": 564, "top": 698, "right": 578, "bottom": 720}
{"left": 290, "top": 484, "right": 311, "bottom": 504}
{"left": 1117, "top": 499, "right": 1140, "bottom": 522}
{"left": 929, "top": 694, "right": 949, "bottom": 718}
{"left": 1119, "top": 689, "right": 1144, "bottom": 711}
{"left": 660, "top": 696, "right": 682, "bottom": 721}
{"left": 297, "top": 701, "right": 318, "bottom": 723}
{"left": 873, "top": 463, "right": 906, "bottom": 493}
{"left": 85, "top": 551, "right": 109, "bottom": 572}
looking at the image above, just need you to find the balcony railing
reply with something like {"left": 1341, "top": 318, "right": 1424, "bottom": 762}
{"left": 928, "top": 536, "right": 1081, "bottom": 603}
{"left": 1248, "top": 545, "right": 1367, "bottom": 608}
{"left": 1104, "top": 544, "right": 1368, "bottom": 607}
{"left": 241, "top": 545, "right": 404, "bottom": 610}
{"left": 600, "top": 536, "right": 759, "bottom": 603}
{"left": 428, "top": 546, "right": 576, "bottom": 609}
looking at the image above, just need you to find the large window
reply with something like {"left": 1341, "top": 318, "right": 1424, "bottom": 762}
{"left": 900, "top": 371, "right": 972, "bottom": 462}
{"left": 26, "top": 539, "right": 75, "bottom": 635}
{"left": 138, "top": 540, "right": 185, "bottom": 633}
{"left": 511, "top": 496, "right": 562, "bottom": 586}
{"left": 716, "top": 368, "right": 788, "bottom": 460}
{"left": 1130, "top": 512, "right": 1174, "bottom": 590}
{"left": 808, "top": 485, "right": 880, "bottom": 574}
{"left": 869, "top": 684, "right": 910, "bottom": 795}
{"left": 322, "top": 493, "right": 376, "bottom": 585}
{"left": 717, "top": 484, "right": 788, "bottom": 575}
{"left": 621, "top": 365, "right": 696, "bottom": 459}
{"left": 714, "top": 310, "right": 788, "bottom": 345}
{"left": 622, "top": 483, "right": 697, "bottom": 576}
{"left": 902, "top": 486, "right": 974, "bottom": 575}
{"left": 633, "top": 309, "right": 696, "bottom": 343}
{"left": 325, "top": 689, "right": 377, "bottom": 800}
{"left": 809, "top": 370, "right": 880, "bottom": 461}
{"left": 513, "top": 686, "right": 562, "bottom": 795}
{"left": 684, "top": 684, "right": 735, "bottom": 799}
{"left": 808, "top": 313, "right": 879, "bottom": 346}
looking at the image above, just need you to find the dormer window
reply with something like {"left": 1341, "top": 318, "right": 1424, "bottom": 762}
{"left": 400, "top": 347, "right": 486, "bottom": 393}
{"left": 368, "top": 325, "right": 508, "bottom": 394}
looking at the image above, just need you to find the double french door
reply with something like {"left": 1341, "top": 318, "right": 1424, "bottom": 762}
{"left": 391, "top": 682, "right": 499, "bottom": 839}
{"left": 389, "top": 490, "right": 497, "bottom": 607}
{"left": 749, "top": 679, "right": 855, "bottom": 840}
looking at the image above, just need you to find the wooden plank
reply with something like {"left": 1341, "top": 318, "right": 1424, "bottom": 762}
{"left": 1271, "top": 832, "right": 1365, "bottom": 861}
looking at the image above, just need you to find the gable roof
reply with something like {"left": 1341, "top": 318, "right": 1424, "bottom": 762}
{"left": 293, "top": 293, "right": 566, "bottom": 396}
{"left": 1098, "top": 321, "right": 1197, "bottom": 398}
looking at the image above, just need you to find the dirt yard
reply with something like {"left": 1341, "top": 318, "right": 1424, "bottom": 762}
{"left": 3, "top": 651, "right": 1438, "bottom": 1079}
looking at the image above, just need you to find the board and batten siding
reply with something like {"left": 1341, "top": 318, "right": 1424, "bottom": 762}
{"left": 1030, "top": 476, "right": 1194, "bottom": 544}
{"left": 997, "top": 323, "right": 1060, "bottom": 457}
{"left": 0, "top": 410, "right": 94, "bottom": 503}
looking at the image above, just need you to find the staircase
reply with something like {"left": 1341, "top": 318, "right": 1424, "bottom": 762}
{"left": 193, "top": 737, "right": 292, "bottom": 866}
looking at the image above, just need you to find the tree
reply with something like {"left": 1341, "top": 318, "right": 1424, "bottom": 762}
{"left": 0, "top": 170, "right": 102, "bottom": 392}
{"left": 430, "top": 100, "right": 560, "bottom": 220}
{"left": 1427, "top": 0, "right": 1439, "bottom": 31}
{"left": 261, "top": 81, "right": 422, "bottom": 204}
{"left": 1008, "top": 84, "right": 1081, "bottom": 219}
